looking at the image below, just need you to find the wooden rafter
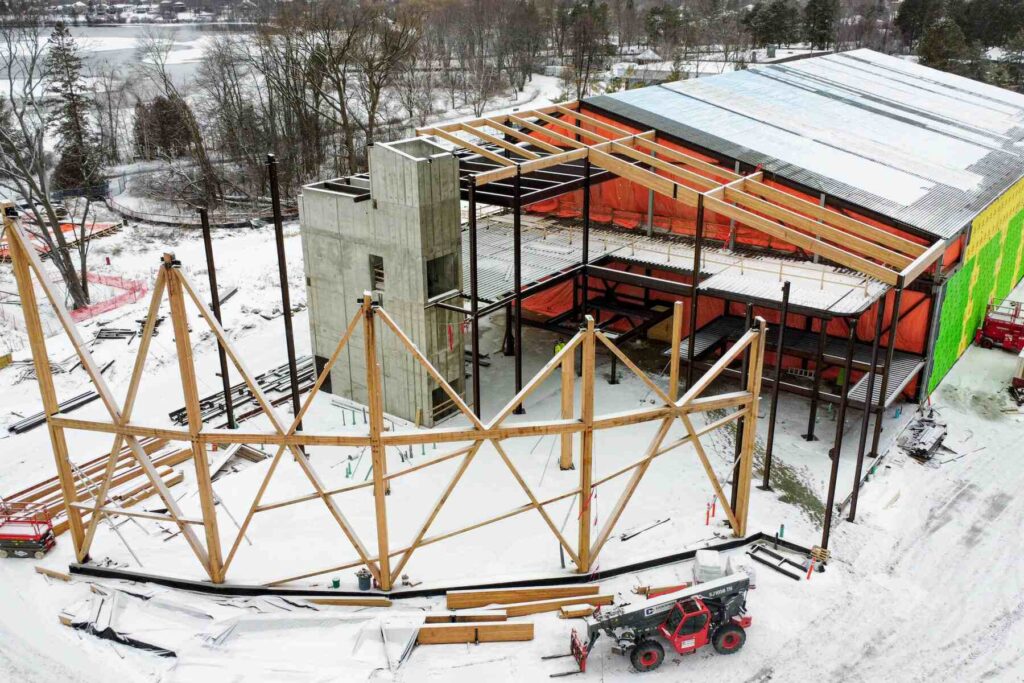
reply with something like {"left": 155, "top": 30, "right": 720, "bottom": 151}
{"left": 458, "top": 123, "right": 540, "bottom": 160}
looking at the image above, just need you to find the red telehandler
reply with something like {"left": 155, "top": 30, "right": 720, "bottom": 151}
{"left": 550, "top": 572, "right": 752, "bottom": 675}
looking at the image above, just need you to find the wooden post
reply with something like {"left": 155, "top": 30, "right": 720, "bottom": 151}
{"left": 559, "top": 349, "right": 575, "bottom": 470}
{"left": 577, "top": 316, "right": 596, "bottom": 572}
{"left": 668, "top": 301, "right": 684, "bottom": 402}
{"left": 164, "top": 255, "right": 224, "bottom": 582}
{"left": 363, "top": 293, "right": 391, "bottom": 590}
{"left": 734, "top": 318, "right": 766, "bottom": 537}
{"left": 5, "top": 205, "right": 87, "bottom": 559}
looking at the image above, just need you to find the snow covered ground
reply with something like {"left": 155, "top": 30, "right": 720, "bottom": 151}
{"left": 1, "top": 223, "right": 1022, "bottom": 681}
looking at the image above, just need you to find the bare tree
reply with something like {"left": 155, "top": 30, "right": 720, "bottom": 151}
{"left": 353, "top": 4, "right": 423, "bottom": 145}
{"left": 135, "top": 29, "right": 222, "bottom": 206}
{"left": 90, "top": 60, "right": 132, "bottom": 164}
{"left": 0, "top": 13, "right": 90, "bottom": 308}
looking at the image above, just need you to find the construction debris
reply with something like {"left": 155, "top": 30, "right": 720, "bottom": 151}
{"left": 1, "top": 438, "right": 191, "bottom": 535}
{"left": 34, "top": 565, "right": 71, "bottom": 582}
{"left": 897, "top": 411, "right": 948, "bottom": 461}
{"left": 746, "top": 543, "right": 805, "bottom": 581}
{"left": 7, "top": 390, "right": 101, "bottom": 433}
{"left": 168, "top": 355, "right": 315, "bottom": 427}
{"left": 558, "top": 605, "right": 596, "bottom": 619}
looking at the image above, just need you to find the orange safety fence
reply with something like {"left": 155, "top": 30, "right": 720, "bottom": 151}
{"left": 69, "top": 272, "right": 148, "bottom": 323}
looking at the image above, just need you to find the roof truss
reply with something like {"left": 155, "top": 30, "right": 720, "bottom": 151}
{"left": 415, "top": 100, "right": 945, "bottom": 287}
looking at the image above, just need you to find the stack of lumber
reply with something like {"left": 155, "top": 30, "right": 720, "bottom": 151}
{"left": 418, "top": 584, "right": 614, "bottom": 646}
{"left": 2, "top": 438, "right": 191, "bottom": 535}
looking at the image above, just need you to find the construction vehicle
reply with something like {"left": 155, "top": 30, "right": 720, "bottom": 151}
{"left": 563, "top": 571, "right": 751, "bottom": 674}
{"left": 975, "top": 299, "right": 1024, "bottom": 353}
{"left": 0, "top": 502, "right": 56, "bottom": 559}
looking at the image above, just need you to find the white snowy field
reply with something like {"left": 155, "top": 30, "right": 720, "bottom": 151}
{"left": 0, "top": 223, "right": 1021, "bottom": 681}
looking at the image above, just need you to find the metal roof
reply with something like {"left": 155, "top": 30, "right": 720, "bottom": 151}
{"left": 587, "top": 49, "right": 1024, "bottom": 240}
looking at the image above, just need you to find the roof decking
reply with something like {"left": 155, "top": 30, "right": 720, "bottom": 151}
{"left": 587, "top": 49, "right": 1024, "bottom": 240}
{"left": 462, "top": 214, "right": 888, "bottom": 316}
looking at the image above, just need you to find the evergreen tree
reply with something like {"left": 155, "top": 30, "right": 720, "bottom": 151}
{"left": 895, "top": 0, "right": 941, "bottom": 47}
{"left": 803, "top": 0, "right": 839, "bottom": 49}
{"left": 46, "top": 22, "right": 102, "bottom": 193}
{"left": 919, "top": 17, "right": 974, "bottom": 76}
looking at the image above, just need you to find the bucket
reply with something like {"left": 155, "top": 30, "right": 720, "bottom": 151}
{"left": 331, "top": 577, "right": 340, "bottom": 589}
{"left": 356, "top": 568, "right": 372, "bottom": 591}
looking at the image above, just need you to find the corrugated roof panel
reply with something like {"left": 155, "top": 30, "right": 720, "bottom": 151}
{"left": 588, "top": 49, "right": 1024, "bottom": 239}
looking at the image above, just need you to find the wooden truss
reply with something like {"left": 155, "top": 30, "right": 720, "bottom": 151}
{"left": 418, "top": 101, "right": 947, "bottom": 287}
{"left": 5, "top": 207, "right": 768, "bottom": 591}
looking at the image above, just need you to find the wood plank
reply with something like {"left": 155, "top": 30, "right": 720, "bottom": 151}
{"left": 417, "top": 622, "right": 534, "bottom": 644}
{"left": 559, "top": 605, "right": 596, "bottom": 619}
{"left": 459, "top": 123, "right": 539, "bottom": 160}
{"left": 553, "top": 104, "right": 635, "bottom": 138}
{"left": 724, "top": 186, "right": 912, "bottom": 268}
{"left": 446, "top": 584, "right": 600, "bottom": 610}
{"left": 483, "top": 118, "right": 563, "bottom": 154}
{"left": 427, "top": 127, "right": 514, "bottom": 167}
{"left": 424, "top": 610, "right": 508, "bottom": 623}
{"left": 34, "top": 566, "right": 71, "bottom": 582}
{"left": 631, "top": 136, "right": 741, "bottom": 182}
{"left": 507, "top": 114, "right": 585, "bottom": 149}
{"left": 899, "top": 239, "right": 946, "bottom": 285}
{"left": 611, "top": 141, "right": 720, "bottom": 190}
{"left": 703, "top": 195, "right": 900, "bottom": 285}
{"left": 497, "top": 594, "right": 614, "bottom": 617}
{"left": 743, "top": 179, "right": 926, "bottom": 257}
{"left": 305, "top": 597, "right": 393, "bottom": 607}
{"left": 531, "top": 110, "right": 612, "bottom": 144}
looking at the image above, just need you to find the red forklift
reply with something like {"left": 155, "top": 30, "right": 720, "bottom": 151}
{"left": 975, "top": 299, "right": 1024, "bottom": 353}
{"left": 557, "top": 572, "right": 751, "bottom": 674}
{"left": 0, "top": 502, "right": 56, "bottom": 559}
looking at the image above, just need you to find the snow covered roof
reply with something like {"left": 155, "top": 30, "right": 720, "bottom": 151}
{"left": 587, "top": 49, "right": 1024, "bottom": 240}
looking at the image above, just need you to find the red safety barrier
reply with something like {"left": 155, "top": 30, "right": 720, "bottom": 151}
{"left": 69, "top": 273, "right": 148, "bottom": 323}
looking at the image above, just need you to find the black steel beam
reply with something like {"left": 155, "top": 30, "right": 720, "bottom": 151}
{"left": 760, "top": 280, "right": 790, "bottom": 490}
{"left": 469, "top": 183, "right": 482, "bottom": 418}
{"left": 822, "top": 321, "right": 859, "bottom": 551}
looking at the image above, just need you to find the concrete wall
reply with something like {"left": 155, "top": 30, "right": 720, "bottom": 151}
{"left": 299, "top": 138, "right": 464, "bottom": 426}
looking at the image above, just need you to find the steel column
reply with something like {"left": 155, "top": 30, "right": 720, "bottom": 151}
{"left": 686, "top": 195, "right": 705, "bottom": 389}
{"left": 267, "top": 154, "right": 301, "bottom": 429}
{"left": 469, "top": 183, "right": 482, "bottom": 418}
{"left": 868, "top": 285, "right": 904, "bottom": 457}
{"left": 760, "top": 280, "right": 790, "bottom": 490}
{"left": 849, "top": 304, "right": 884, "bottom": 522}
{"left": 513, "top": 165, "right": 524, "bottom": 415}
{"left": 803, "top": 320, "right": 829, "bottom": 441}
{"left": 821, "top": 321, "right": 858, "bottom": 551}
{"left": 199, "top": 208, "right": 236, "bottom": 429}
{"left": 581, "top": 157, "right": 591, "bottom": 318}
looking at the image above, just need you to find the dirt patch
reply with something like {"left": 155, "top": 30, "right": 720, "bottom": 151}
{"left": 703, "top": 408, "right": 825, "bottom": 525}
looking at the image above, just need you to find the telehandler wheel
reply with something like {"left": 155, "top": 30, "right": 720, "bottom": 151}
{"left": 630, "top": 640, "right": 665, "bottom": 672}
{"left": 712, "top": 624, "right": 746, "bottom": 654}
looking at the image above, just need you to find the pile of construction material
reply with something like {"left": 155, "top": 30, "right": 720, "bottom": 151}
{"left": 168, "top": 355, "right": 316, "bottom": 427}
{"left": 51, "top": 580, "right": 614, "bottom": 679}
{"left": 1, "top": 438, "right": 190, "bottom": 535}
